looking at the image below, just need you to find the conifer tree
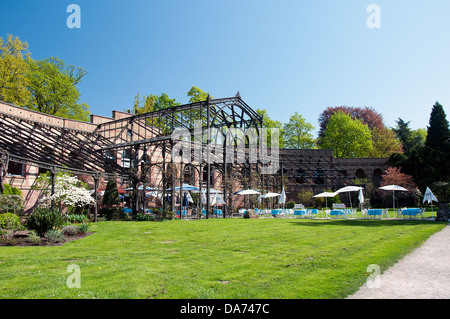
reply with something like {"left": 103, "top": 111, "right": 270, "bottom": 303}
{"left": 102, "top": 179, "right": 120, "bottom": 206}
{"left": 425, "top": 102, "right": 450, "bottom": 152}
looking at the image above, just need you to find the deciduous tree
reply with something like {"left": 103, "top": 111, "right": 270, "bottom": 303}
{"left": 320, "top": 111, "right": 373, "bottom": 158}
{"left": 283, "top": 112, "right": 316, "bottom": 149}
{"left": 0, "top": 34, "right": 31, "bottom": 106}
{"left": 27, "top": 57, "right": 90, "bottom": 121}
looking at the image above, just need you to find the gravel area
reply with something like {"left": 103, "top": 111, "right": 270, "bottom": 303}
{"left": 348, "top": 224, "right": 450, "bottom": 299}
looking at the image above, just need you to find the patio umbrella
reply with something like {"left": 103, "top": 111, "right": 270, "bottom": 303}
{"left": 335, "top": 186, "right": 363, "bottom": 209}
{"left": 186, "top": 191, "right": 194, "bottom": 204}
{"left": 167, "top": 183, "right": 199, "bottom": 191}
{"left": 378, "top": 185, "right": 408, "bottom": 210}
{"left": 201, "top": 191, "right": 207, "bottom": 205}
{"left": 278, "top": 187, "right": 286, "bottom": 209}
{"left": 235, "top": 189, "right": 261, "bottom": 209}
{"left": 260, "top": 192, "right": 281, "bottom": 198}
{"left": 259, "top": 192, "right": 280, "bottom": 210}
{"left": 182, "top": 192, "right": 189, "bottom": 207}
{"left": 313, "top": 191, "right": 337, "bottom": 208}
{"left": 216, "top": 194, "right": 226, "bottom": 205}
{"left": 358, "top": 189, "right": 365, "bottom": 210}
{"left": 423, "top": 186, "right": 438, "bottom": 215}
{"left": 211, "top": 192, "right": 217, "bottom": 206}
{"left": 192, "top": 188, "right": 222, "bottom": 194}
{"left": 234, "top": 189, "right": 261, "bottom": 195}
{"left": 123, "top": 186, "right": 156, "bottom": 191}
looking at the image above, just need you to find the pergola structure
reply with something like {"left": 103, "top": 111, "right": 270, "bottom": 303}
{"left": 93, "top": 92, "right": 274, "bottom": 218}
{"left": 0, "top": 93, "right": 366, "bottom": 220}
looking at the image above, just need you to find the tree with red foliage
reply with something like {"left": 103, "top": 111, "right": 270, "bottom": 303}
{"left": 380, "top": 167, "right": 416, "bottom": 191}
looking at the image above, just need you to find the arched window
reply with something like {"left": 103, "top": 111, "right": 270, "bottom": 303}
{"left": 373, "top": 168, "right": 383, "bottom": 187}
{"left": 356, "top": 169, "right": 366, "bottom": 179}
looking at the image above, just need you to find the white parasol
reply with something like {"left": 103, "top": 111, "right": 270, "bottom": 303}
{"left": 378, "top": 184, "right": 408, "bottom": 210}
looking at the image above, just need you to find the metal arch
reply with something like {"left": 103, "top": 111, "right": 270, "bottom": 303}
{"left": 94, "top": 94, "right": 263, "bottom": 153}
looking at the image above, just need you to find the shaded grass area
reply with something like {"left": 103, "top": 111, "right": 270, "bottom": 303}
{"left": 0, "top": 218, "right": 446, "bottom": 299}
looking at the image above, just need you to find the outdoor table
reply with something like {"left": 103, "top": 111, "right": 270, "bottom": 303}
{"left": 368, "top": 209, "right": 382, "bottom": 216}
{"left": 401, "top": 208, "right": 421, "bottom": 217}
{"left": 271, "top": 209, "right": 282, "bottom": 216}
{"left": 330, "top": 209, "right": 346, "bottom": 218}
{"left": 294, "top": 209, "right": 307, "bottom": 216}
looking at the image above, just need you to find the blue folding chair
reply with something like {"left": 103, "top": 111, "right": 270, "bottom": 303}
{"left": 307, "top": 209, "right": 319, "bottom": 219}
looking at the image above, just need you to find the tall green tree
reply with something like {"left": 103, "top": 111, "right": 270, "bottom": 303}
{"left": 283, "top": 112, "right": 316, "bottom": 149}
{"left": 320, "top": 111, "right": 373, "bottom": 158}
{"left": 318, "top": 105, "right": 400, "bottom": 157}
{"left": 27, "top": 57, "right": 90, "bottom": 121}
{"left": 256, "top": 108, "right": 285, "bottom": 148}
{"left": 102, "top": 179, "right": 121, "bottom": 206}
{"left": 187, "top": 86, "right": 212, "bottom": 103}
{"left": 421, "top": 102, "right": 450, "bottom": 187}
{"left": 0, "top": 34, "right": 31, "bottom": 106}
{"left": 390, "top": 103, "right": 449, "bottom": 190}
{"left": 425, "top": 102, "right": 450, "bottom": 152}
{"left": 132, "top": 92, "right": 156, "bottom": 115}
{"left": 132, "top": 92, "right": 180, "bottom": 114}
{"left": 392, "top": 118, "right": 425, "bottom": 157}
{"left": 368, "top": 126, "right": 403, "bottom": 157}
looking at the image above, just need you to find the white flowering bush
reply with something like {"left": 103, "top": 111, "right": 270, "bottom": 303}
{"left": 39, "top": 173, "right": 95, "bottom": 213}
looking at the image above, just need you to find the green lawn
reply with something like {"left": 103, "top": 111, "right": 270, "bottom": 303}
{"left": 0, "top": 218, "right": 446, "bottom": 299}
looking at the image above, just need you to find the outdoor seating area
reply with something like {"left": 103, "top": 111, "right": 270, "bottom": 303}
{"left": 213, "top": 206, "right": 432, "bottom": 220}
{"left": 116, "top": 183, "right": 438, "bottom": 222}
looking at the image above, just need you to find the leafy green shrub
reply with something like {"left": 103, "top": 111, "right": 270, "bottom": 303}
{"left": 0, "top": 195, "right": 24, "bottom": 215}
{"left": 286, "top": 201, "right": 296, "bottom": 209}
{"left": 0, "top": 213, "right": 21, "bottom": 230}
{"left": 62, "top": 225, "right": 79, "bottom": 236}
{"left": 297, "top": 190, "right": 314, "bottom": 207}
{"left": 45, "top": 230, "right": 66, "bottom": 243}
{"left": 66, "top": 214, "right": 89, "bottom": 224}
{"left": 62, "top": 223, "right": 89, "bottom": 236}
{"left": 158, "top": 209, "right": 174, "bottom": 220}
{"left": 136, "top": 213, "right": 156, "bottom": 221}
{"left": 77, "top": 223, "right": 89, "bottom": 234}
{"left": 26, "top": 207, "right": 65, "bottom": 236}
{"left": 2, "top": 183, "right": 22, "bottom": 197}
{"left": 0, "top": 229, "right": 15, "bottom": 245}
{"left": 27, "top": 230, "right": 41, "bottom": 245}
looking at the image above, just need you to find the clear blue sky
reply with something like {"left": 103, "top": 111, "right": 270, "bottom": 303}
{"left": 1, "top": 0, "right": 449, "bottom": 135}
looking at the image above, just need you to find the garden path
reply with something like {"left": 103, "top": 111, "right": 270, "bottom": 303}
{"left": 348, "top": 224, "right": 450, "bottom": 299}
